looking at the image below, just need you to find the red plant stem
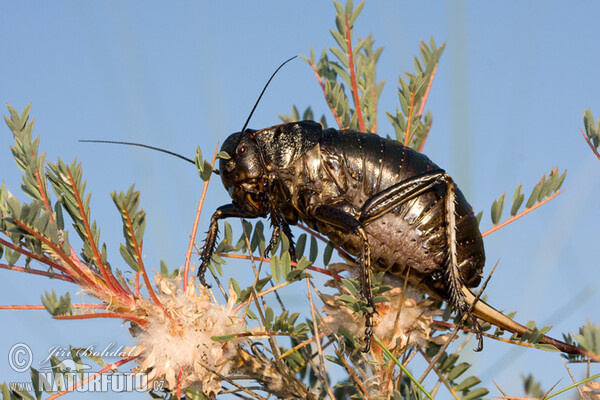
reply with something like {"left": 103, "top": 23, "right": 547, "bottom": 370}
{"left": 416, "top": 63, "right": 439, "bottom": 152}
{"left": 418, "top": 122, "right": 432, "bottom": 153}
{"left": 309, "top": 61, "right": 344, "bottom": 129}
{"left": 0, "top": 236, "right": 71, "bottom": 276}
{"left": 336, "top": 347, "right": 371, "bottom": 399}
{"left": 66, "top": 168, "right": 125, "bottom": 298}
{"left": 371, "top": 86, "right": 378, "bottom": 134}
{"left": 580, "top": 127, "right": 600, "bottom": 161}
{"left": 183, "top": 143, "right": 219, "bottom": 291}
{"left": 176, "top": 367, "right": 184, "bottom": 399}
{"left": 54, "top": 312, "right": 148, "bottom": 327}
{"left": 0, "top": 263, "right": 74, "bottom": 282}
{"left": 344, "top": 13, "right": 365, "bottom": 132}
{"left": 417, "top": 63, "right": 438, "bottom": 117}
{"left": 10, "top": 219, "right": 105, "bottom": 293}
{"left": 34, "top": 168, "right": 55, "bottom": 221}
{"left": 482, "top": 190, "right": 564, "bottom": 237}
{"left": 403, "top": 89, "right": 416, "bottom": 147}
{"left": 46, "top": 356, "right": 139, "bottom": 400}
{"left": 135, "top": 271, "right": 141, "bottom": 296}
{"left": 0, "top": 304, "right": 106, "bottom": 310}
{"left": 217, "top": 252, "right": 339, "bottom": 279}
{"left": 121, "top": 204, "right": 163, "bottom": 311}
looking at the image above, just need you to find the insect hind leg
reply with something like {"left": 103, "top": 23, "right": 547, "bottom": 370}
{"left": 439, "top": 174, "right": 485, "bottom": 350}
{"left": 440, "top": 174, "right": 469, "bottom": 314}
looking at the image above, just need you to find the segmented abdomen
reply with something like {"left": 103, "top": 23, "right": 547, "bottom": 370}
{"left": 293, "top": 129, "right": 484, "bottom": 294}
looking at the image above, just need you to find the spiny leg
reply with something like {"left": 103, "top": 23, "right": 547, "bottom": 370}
{"left": 357, "top": 227, "right": 374, "bottom": 352}
{"left": 263, "top": 211, "right": 296, "bottom": 262}
{"left": 310, "top": 204, "right": 374, "bottom": 352}
{"left": 198, "top": 203, "right": 257, "bottom": 286}
{"left": 440, "top": 174, "right": 484, "bottom": 349}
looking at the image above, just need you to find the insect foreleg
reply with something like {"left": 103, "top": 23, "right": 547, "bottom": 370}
{"left": 198, "top": 203, "right": 257, "bottom": 286}
{"left": 264, "top": 211, "right": 296, "bottom": 261}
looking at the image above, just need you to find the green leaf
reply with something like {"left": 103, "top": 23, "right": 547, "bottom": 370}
{"left": 535, "top": 343, "right": 559, "bottom": 352}
{"left": 216, "top": 150, "right": 230, "bottom": 160}
{"left": 510, "top": 184, "right": 524, "bottom": 216}
{"left": 452, "top": 376, "right": 481, "bottom": 392}
{"left": 460, "top": 387, "right": 489, "bottom": 400}
{"left": 270, "top": 255, "right": 281, "bottom": 283}
{"left": 447, "top": 362, "right": 470, "bottom": 381}
{"left": 491, "top": 193, "right": 505, "bottom": 225}
{"left": 265, "top": 307, "right": 274, "bottom": 330}
{"left": 525, "top": 180, "right": 542, "bottom": 208}
{"left": 281, "top": 251, "right": 292, "bottom": 279}
{"left": 295, "top": 233, "right": 307, "bottom": 259}
{"left": 211, "top": 334, "right": 237, "bottom": 342}
{"left": 309, "top": 235, "right": 318, "bottom": 263}
{"left": 323, "top": 241, "right": 334, "bottom": 265}
{"left": 229, "top": 278, "right": 241, "bottom": 298}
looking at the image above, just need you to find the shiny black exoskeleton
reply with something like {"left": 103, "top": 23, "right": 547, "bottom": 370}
{"left": 199, "top": 120, "right": 485, "bottom": 351}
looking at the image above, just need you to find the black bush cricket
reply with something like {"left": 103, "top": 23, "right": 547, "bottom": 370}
{"left": 83, "top": 57, "right": 584, "bottom": 355}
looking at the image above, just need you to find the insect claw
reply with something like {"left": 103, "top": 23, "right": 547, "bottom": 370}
{"left": 361, "top": 325, "right": 373, "bottom": 353}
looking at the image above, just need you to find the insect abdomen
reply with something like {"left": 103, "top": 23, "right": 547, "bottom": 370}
{"left": 299, "top": 129, "right": 485, "bottom": 295}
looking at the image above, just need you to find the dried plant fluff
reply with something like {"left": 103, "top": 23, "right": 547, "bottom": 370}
{"left": 322, "top": 283, "right": 441, "bottom": 351}
{"left": 126, "top": 275, "right": 245, "bottom": 395}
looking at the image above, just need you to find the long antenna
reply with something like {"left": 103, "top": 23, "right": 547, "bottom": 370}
{"left": 80, "top": 56, "right": 297, "bottom": 164}
{"left": 240, "top": 55, "right": 297, "bottom": 134}
{"left": 79, "top": 139, "right": 195, "bottom": 164}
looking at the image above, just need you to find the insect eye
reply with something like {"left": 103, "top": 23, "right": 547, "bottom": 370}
{"left": 237, "top": 145, "right": 247, "bottom": 155}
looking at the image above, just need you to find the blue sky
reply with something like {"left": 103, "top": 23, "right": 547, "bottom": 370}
{"left": 1, "top": 1, "right": 600, "bottom": 398}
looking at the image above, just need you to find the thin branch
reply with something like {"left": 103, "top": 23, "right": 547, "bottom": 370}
{"left": 344, "top": 13, "right": 365, "bottom": 132}
{"left": 275, "top": 331, "right": 328, "bottom": 361}
{"left": 10, "top": 218, "right": 105, "bottom": 293}
{"left": 34, "top": 168, "right": 54, "bottom": 220}
{"left": 308, "top": 61, "right": 344, "bottom": 129}
{"left": 404, "top": 88, "right": 416, "bottom": 147}
{"left": 0, "top": 304, "right": 105, "bottom": 310}
{"left": 184, "top": 143, "right": 219, "bottom": 291}
{"left": 579, "top": 127, "right": 600, "bottom": 161}
{"left": 417, "top": 63, "right": 439, "bottom": 117}
{"left": 0, "top": 236, "right": 71, "bottom": 276}
{"left": 371, "top": 85, "right": 379, "bottom": 134}
{"left": 418, "top": 349, "right": 460, "bottom": 400}
{"left": 0, "top": 262, "right": 74, "bottom": 282}
{"left": 121, "top": 201, "right": 164, "bottom": 312}
{"left": 420, "top": 259, "right": 498, "bottom": 384}
{"left": 46, "top": 356, "right": 138, "bottom": 400}
{"left": 66, "top": 167, "right": 125, "bottom": 298}
{"left": 335, "top": 345, "right": 371, "bottom": 399}
{"left": 54, "top": 312, "right": 147, "bottom": 327}
{"left": 234, "top": 280, "right": 293, "bottom": 312}
{"left": 197, "top": 360, "right": 269, "bottom": 400}
{"left": 545, "top": 373, "right": 600, "bottom": 399}
{"left": 418, "top": 121, "right": 433, "bottom": 153}
{"left": 306, "top": 278, "right": 335, "bottom": 400}
{"left": 217, "top": 252, "right": 339, "bottom": 279}
{"left": 482, "top": 190, "right": 564, "bottom": 237}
